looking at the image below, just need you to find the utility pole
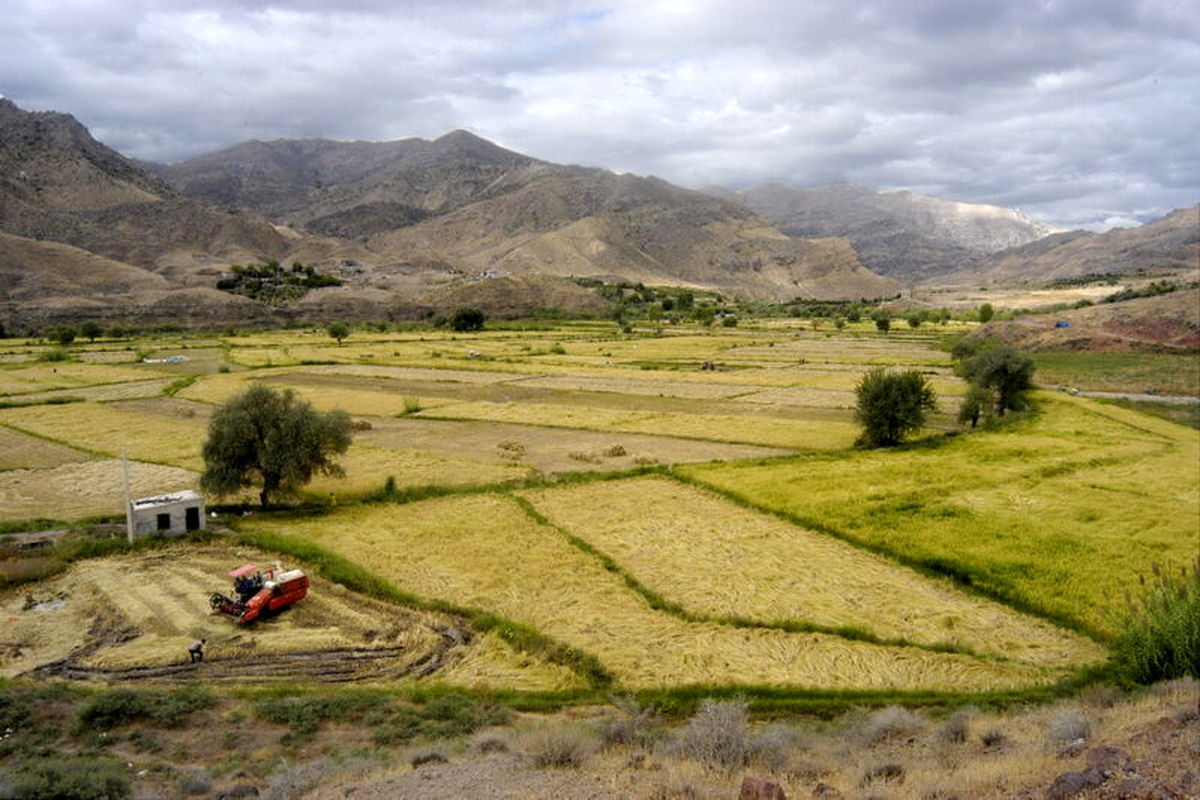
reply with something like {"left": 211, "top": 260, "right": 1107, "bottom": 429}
{"left": 122, "top": 450, "right": 134, "bottom": 544}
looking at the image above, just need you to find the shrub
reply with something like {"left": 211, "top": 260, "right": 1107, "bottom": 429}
{"left": 937, "top": 709, "right": 973, "bottom": 743}
{"left": 177, "top": 767, "right": 212, "bottom": 796}
{"left": 450, "top": 308, "right": 485, "bottom": 332}
{"left": 520, "top": 721, "right": 595, "bottom": 768}
{"left": 8, "top": 758, "right": 131, "bottom": 800}
{"left": 1111, "top": 559, "right": 1199, "bottom": 683}
{"left": 598, "top": 696, "right": 656, "bottom": 750}
{"left": 401, "top": 396, "right": 422, "bottom": 415}
{"left": 858, "top": 706, "right": 925, "bottom": 746}
{"left": 668, "top": 699, "right": 750, "bottom": 771}
{"left": 76, "top": 689, "right": 149, "bottom": 731}
{"left": 37, "top": 347, "right": 71, "bottom": 363}
{"left": 1045, "top": 709, "right": 1090, "bottom": 743}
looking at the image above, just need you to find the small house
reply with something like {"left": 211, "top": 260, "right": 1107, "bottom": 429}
{"left": 130, "top": 490, "right": 206, "bottom": 537}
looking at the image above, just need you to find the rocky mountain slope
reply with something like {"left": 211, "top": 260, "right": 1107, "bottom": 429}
{"left": 156, "top": 133, "right": 899, "bottom": 302}
{"left": 949, "top": 204, "right": 1200, "bottom": 286}
{"left": 715, "top": 183, "right": 1056, "bottom": 282}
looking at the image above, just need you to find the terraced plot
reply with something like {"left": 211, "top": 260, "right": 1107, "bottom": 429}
{"left": 304, "top": 443, "right": 528, "bottom": 499}
{"left": 359, "top": 417, "right": 786, "bottom": 474}
{"left": 243, "top": 495, "right": 1061, "bottom": 691}
{"left": 0, "top": 401, "right": 206, "bottom": 470}
{"left": 684, "top": 393, "right": 1200, "bottom": 635}
{"left": 0, "top": 363, "right": 153, "bottom": 396}
{"left": 0, "top": 545, "right": 579, "bottom": 689}
{"left": 423, "top": 400, "right": 861, "bottom": 449}
{"left": 520, "top": 477, "right": 1104, "bottom": 667}
{"left": 0, "top": 459, "right": 197, "bottom": 522}
{"left": 0, "top": 426, "right": 94, "bottom": 470}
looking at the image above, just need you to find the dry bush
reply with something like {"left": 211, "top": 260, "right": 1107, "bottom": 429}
{"left": 666, "top": 699, "right": 751, "bottom": 772}
{"left": 471, "top": 731, "right": 510, "bottom": 753}
{"left": 1045, "top": 709, "right": 1090, "bottom": 744}
{"left": 858, "top": 706, "right": 926, "bottom": 746}
{"left": 519, "top": 721, "right": 595, "bottom": 768}
{"left": 598, "top": 696, "right": 656, "bottom": 750}
{"left": 936, "top": 709, "right": 973, "bottom": 743}
{"left": 177, "top": 767, "right": 212, "bottom": 796}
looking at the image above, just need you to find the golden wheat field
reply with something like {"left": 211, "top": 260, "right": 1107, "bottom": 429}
{"left": 303, "top": 443, "right": 528, "bottom": 499}
{"left": 519, "top": 476, "right": 1104, "bottom": 668}
{"left": 0, "top": 459, "right": 198, "bottom": 522}
{"left": 422, "top": 400, "right": 862, "bottom": 449}
{"left": 0, "top": 401, "right": 206, "bottom": 470}
{"left": 242, "top": 495, "right": 1062, "bottom": 691}
{"left": 0, "top": 426, "right": 94, "bottom": 470}
{"left": 0, "top": 544, "right": 579, "bottom": 689}
{"left": 0, "top": 363, "right": 153, "bottom": 396}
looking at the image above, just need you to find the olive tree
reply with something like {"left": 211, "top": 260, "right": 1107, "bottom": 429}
{"left": 854, "top": 367, "right": 937, "bottom": 447}
{"left": 200, "top": 383, "right": 352, "bottom": 506}
{"left": 960, "top": 344, "right": 1034, "bottom": 416}
{"left": 326, "top": 321, "right": 350, "bottom": 345}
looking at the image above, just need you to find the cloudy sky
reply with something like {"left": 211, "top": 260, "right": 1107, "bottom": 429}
{"left": 3, "top": 0, "right": 1197, "bottom": 229}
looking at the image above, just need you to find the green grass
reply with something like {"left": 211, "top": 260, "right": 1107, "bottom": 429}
{"left": 1034, "top": 352, "right": 1200, "bottom": 396}
{"left": 1095, "top": 397, "right": 1200, "bottom": 429}
{"left": 681, "top": 393, "right": 1199, "bottom": 640}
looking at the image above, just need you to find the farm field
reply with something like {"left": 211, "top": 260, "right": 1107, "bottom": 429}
{"left": 0, "top": 544, "right": 578, "bottom": 689}
{"left": 1, "top": 320, "right": 1194, "bottom": 699}
{"left": 242, "top": 494, "right": 1063, "bottom": 691}
{"left": 518, "top": 476, "right": 1104, "bottom": 667}
{"left": 682, "top": 392, "right": 1200, "bottom": 637}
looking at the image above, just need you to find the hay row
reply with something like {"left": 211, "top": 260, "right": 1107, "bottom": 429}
{"left": 243, "top": 495, "right": 1058, "bottom": 691}
{"left": 519, "top": 476, "right": 1105, "bottom": 668}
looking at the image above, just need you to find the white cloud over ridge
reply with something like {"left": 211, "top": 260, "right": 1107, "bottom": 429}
{"left": 2, "top": 0, "right": 1196, "bottom": 229}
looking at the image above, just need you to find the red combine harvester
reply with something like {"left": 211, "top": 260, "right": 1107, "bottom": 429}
{"left": 210, "top": 563, "right": 309, "bottom": 624}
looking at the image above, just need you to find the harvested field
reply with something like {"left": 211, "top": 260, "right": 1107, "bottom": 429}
{"left": 243, "top": 495, "right": 1060, "bottom": 691}
{"left": 359, "top": 417, "right": 786, "bottom": 474}
{"left": 0, "top": 544, "right": 579, "bottom": 689}
{"left": 423, "top": 400, "right": 861, "bottom": 449}
{"left": 684, "top": 393, "right": 1200, "bottom": 635}
{"left": 304, "top": 443, "right": 528, "bottom": 499}
{"left": 7, "top": 377, "right": 177, "bottom": 405}
{"left": 0, "top": 426, "right": 94, "bottom": 470}
{"left": 520, "top": 477, "right": 1104, "bottom": 667}
{"left": 0, "top": 363, "right": 152, "bottom": 396}
{"left": 513, "top": 373, "right": 755, "bottom": 399}
{"left": 0, "top": 401, "right": 206, "bottom": 470}
{"left": 0, "top": 459, "right": 197, "bottom": 522}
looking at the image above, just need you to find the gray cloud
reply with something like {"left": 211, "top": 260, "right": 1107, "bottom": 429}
{"left": 2, "top": 0, "right": 1196, "bottom": 229}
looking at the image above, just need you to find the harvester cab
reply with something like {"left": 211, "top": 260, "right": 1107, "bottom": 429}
{"left": 210, "top": 563, "right": 309, "bottom": 624}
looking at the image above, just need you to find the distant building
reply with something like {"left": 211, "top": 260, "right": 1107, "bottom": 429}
{"left": 130, "top": 490, "right": 206, "bottom": 537}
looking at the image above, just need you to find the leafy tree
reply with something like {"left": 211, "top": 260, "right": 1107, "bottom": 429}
{"left": 906, "top": 312, "right": 922, "bottom": 328}
{"left": 978, "top": 302, "right": 995, "bottom": 323}
{"left": 49, "top": 325, "right": 77, "bottom": 345}
{"left": 854, "top": 368, "right": 937, "bottom": 447}
{"left": 450, "top": 308, "right": 485, "bottom": 332}
{"left": 79, "top": 321, "right": 103, "bottom": 342}
{"left": 200, "top": 383, "right": 352, "bottom": 506}
{"left": 960, "top": 344, "right": 1035, "bottom": 416}
{"left": 845, "top": 307, "right": 862, "bottom": 323}
{"left": 872, "top": 310, "right": 891, "bottom": 333}
{"left": 327, "top": 321, "right": 351, "bottom": 345}
{"left": 957, "top": 385, "right": 993, "bottom": 428}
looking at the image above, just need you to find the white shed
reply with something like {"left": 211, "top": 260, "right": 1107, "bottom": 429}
{"left": 130, "top": 490, "right": 206, "bottom": 536}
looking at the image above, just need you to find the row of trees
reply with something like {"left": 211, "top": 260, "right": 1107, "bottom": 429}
{"left": 854, "top": 340, "right": 1035, "bottom": 447}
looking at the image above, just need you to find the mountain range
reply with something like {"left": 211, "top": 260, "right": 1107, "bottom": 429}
{"left": 0, "top": 98, "right": 1194, "bottom": 330}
